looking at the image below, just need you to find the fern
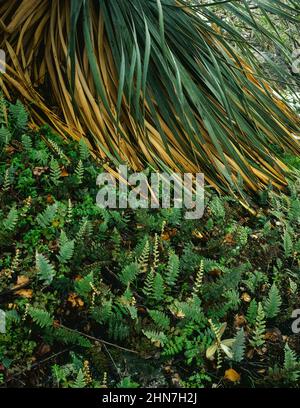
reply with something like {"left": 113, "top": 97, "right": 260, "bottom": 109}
{"left": 20, "top": 196, "right": 32, "bottom": 217}
{"left": 50, "top": 158, "right": 61, "bottom": 186}
{"left": 118, "top": 262, "right": 139, "bottom": 286}
{"left": 232, "top": 328, "right": 246, "bottom": 362}
{"left": 142, "top": 268, "right": 155, "bottom": 297}
{"left": 66, "top": 199, "right": 73, "bottom": 223}
{"left": 152, "top": 272, "right": 164, "bottom": 301}
{"left": 2, "top": 168, "right": 11, "bottom": 191}
{"left": 36, "top": 203, "right": 58, "bottom": 228}
{"left": 137, "top": 239, "right": 150, "bottom": 273}
{"left": 58, "top": 231, "right": 74, "bottom": 264}
{"left": 209, "top": 196, "right": 225, "bottom": 220}
{"left": 9, "top": 100, "right": 28, "bottom": 131}
{"left": 108, "top": 317, "right": 130, "bottom": 341}
{"left": 28, "top": 307, "right": 53, "bottom": 328}
{"left": 193, "top": 260, "right": 204, "bottom": 295}
{"left": 75, "top": 273, "right": 94, "bottom": 298}
{"left": 165, "top": 251, "right": 180, "bottom": 287}
{"left": 21, "top": 134, "right": 32, "bottom": 151}
{"left": 79, "top": 138, "right": 90, "bottom": 160}
{"left": 284, "top": 344, "right": 300, "bottom": 382}
{"left": 148, "top": 309, "right": 170, "bottom": 330}
{"left": 283, "top": 228, "right": 293, "bottom": 258}
{"left": 47, "top": 138, "right": 68, "bottom": 161}
{"left": 52, "top": 327, "right": 91, "bottom": 347}
{"left": 264, "top": 284, "right": 282, "bottom": 319}
{"left": 71, "top": 369, "right": 86, "bottom": 388}
{"left": 75, "top": 159, "right": 84, "bottom": 184}
{"left": 3, "top": 206, "right": 18, "bottom": 231}
{"left": 32, "top": 148, "right": 49, "bottom": 165}
{"left": 163, "top": 335, "right": 185, "bottom": 357}
{"left": 76, "top": 218, "right": 92, "bottom": 242}
{"left": 0, "top": 125, "right": 12, "bottom": 145}
{"left": 0, "top": 92, "right": 7, "bottom": 125}
{"left": 36, "top": 252, "right": 56, "bottom": 284}
{"left": 152, "top": 233, "right": 159, "bottom": 271}
{"left": 246, "top": 299, "right": 258, "bottom": 326}
{"left": 249, "top": 302, "right": 266, "bottom": 348}
{"left": 142, "top": 330, "right": 167, "bottom": 347}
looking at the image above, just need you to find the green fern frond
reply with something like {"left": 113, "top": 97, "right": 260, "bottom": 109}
{"left": 0, "top": 125, "right": 12, "bottom": 145}
{"left": 28, "top": 307, "right": 53, "bottom": 328}
{"left": 50, "top": 158, "right": 61, "bottom": 186}
{"left": 264, "top": 284, "right": 282, "bottom": 319}
{"left": 75, "top": 159, "right": 84, "bottom": 184}
{"left": 47, "top": 137, "right": 68, "bottom": 161}
{"left": 9, "top": 100, "right": 28, "bottom": 131}
{"left": 152, "top": 233, "right": 159, "bottom": 271}
{"left": 79, "top": 138, "right": 90, "bottom": 160}
{"left": 193, "top": 260, "right": 204, "bottom": 295}
{"left": 66, "top": 199, "right": 73, "bottom": 223}
{"left": 249, "top": 302, "right": 266, "bottom": 348}
{"left": 283, "top": 228, "right": 293, "bottom": 258}
{"left": 143, "top": 268, "right": 155, "bottom": 298}
{"left": 36, "top": 252, "right": 56, "bottom": 284}
{"left": 142, "top": 330, "right": 167, "bottom": 347}
{"left": 152, "top": 272, "right": 164, "bottom": 301}
{"left": 165, "top": 251, "right": 180, "bottom": 287}
{"left": 71, "top": 369, "right": 86, "bottom": 388}
{"left": 58, "top": 231, "right": 74, "bottom": 264}
{"left": 2, "top": 168, "right": 11, "bottom": 191}
{"left": 246, "top": 299, "right": 258, "bottom": 326}
{"left": 3, "top": 206, "right": 18, "bottom": 231}
{"left": 148, "top": 309, "right": 170, "bottom": 330}
{"left": 284, "top": 344, "right": 300, "bottom": 382}
{"left": 232, "top": 328, "right": 246, "bottom": 363}
{"left": 36, "top": 203, "right": 58, "bottom": 228}
{"left": 118, "top": 262, "right": 139, "bottom": 286}
{"left": 138, "top": 239, "right": 150, "bottom": 273}
{"left": 21, "top": 134, "right": 32, "bottom": 151}
{"left": 76, "top": 218, "right": 92, "bottom": 242}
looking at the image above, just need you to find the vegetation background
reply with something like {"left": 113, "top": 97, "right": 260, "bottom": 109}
{"left": 0, "top": 0, "right": 300, "bottom": 388}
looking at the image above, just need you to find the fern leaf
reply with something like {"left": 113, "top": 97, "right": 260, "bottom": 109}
{"left": 50, "top": 158, "right": 61, "bottom": 186}
{"left": 71, "top": 369, "right": 86, "bottom": 388}
{"left": 36, "top": 203, "right": 57, "bottom": 228}
{"left": 58, "top": 231, "right": 74, "bottom": 264}
{"left": 232, "top": 328, "right": 245, "bottom": 362}
{"left": 165, "top": 251, "right": 180, "bottom": 287}
{"left": 79, "top": 138, "right": 90, "bottom": 160}
{"left": 264, "top": 284, "right": 282, "bottom": 319}
{"left": 28, "top": 307, "right": 53, "bottom": 328}
{"left": 148, "top": 309, "right": 170, "bottom": 330}
{"left": 9, "top": 100, "right": 28, "bottom": 131}
{"left": 3, "top": 206, "right": 18, "bottom": 231}
{"left": 36, "top": 252, "right": 56, "bottom": 284}
{"left": 118, "top": 262, "right": 139, "bottom": 286}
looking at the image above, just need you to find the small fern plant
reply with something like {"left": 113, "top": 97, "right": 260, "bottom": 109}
{"left": 249, "top": 302, "right": 266, "bottom": 348}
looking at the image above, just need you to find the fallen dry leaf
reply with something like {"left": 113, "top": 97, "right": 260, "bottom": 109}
{"left": 15, "top": 289, "right": 33, "bottom": 298}
{"left": 162, "top": 228, "right": 177, "bottom": 240}
{"left": 241, "top": 292, "right": 251, "bottom": 302}
{"left": 61, "top": 167, "right": 69, "bottom": 177}
{"left": 14, "top": 275, "right": 30, "bottom": 287}
{"left": 209, "top": 268, "right": 222, "bottom": 277}
{"left": 224, "top": 368, "right": 241, "bottom": 383}
{"left": 33, "top": 167, "right": 48, "bottom": 176}
{"left": 192, "top": 229, "right": 204, "bottom": 239}
{"left": 67, "top": 292, "right": 84, "bottom": 308}
{"left": 46, "top": 194, "right": 54, "bottom": 204}
{"left": 234, "top": 314, "right": 247, "bottom": 328}
{"left": 223, "top": 233, "right": 235, "bottom": 245}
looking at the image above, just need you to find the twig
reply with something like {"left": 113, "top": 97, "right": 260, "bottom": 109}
{"left": 58, "top": 324, "right": 139, "bottom": 355}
